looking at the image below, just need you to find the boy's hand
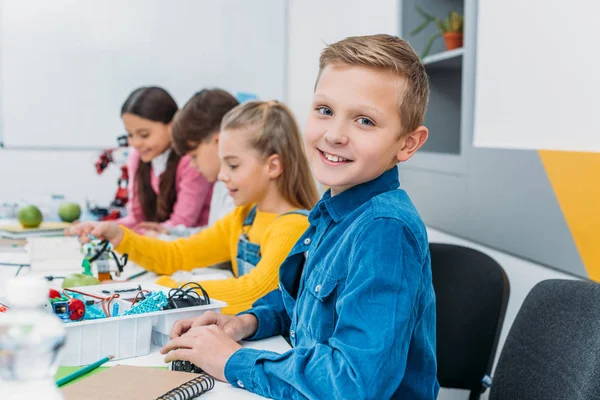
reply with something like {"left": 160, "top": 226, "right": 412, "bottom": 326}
{"left": 64, "top": 221, "right": 124, "bottom": 247}
{"left": 162, "top": 325, "right": 242, "bottom": 382}
{"left": 134, "top": 222, "right": 170, "bottom": 235}
{"left": 169, "top": 311, "right": 258, "bottom": 342}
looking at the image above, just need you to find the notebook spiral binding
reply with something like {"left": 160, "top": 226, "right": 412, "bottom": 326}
{"left": 156, "top": 373, "right": 215, "bottom": 400}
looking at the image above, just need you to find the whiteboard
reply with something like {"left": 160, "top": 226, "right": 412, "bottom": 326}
{"left": 0, "top": 0, "right": 287, "bottom": 149}
{"left": 473, "top": 0, "right": 600, "bottom": 152}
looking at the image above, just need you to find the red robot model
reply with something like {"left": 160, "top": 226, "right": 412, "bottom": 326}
{"left": 90, "top": 135, "right": 130, "bottom": 220}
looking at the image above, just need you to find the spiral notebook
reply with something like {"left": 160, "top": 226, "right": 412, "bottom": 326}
{"left": 61, "top": 365, "right": 215, "bottom": 400}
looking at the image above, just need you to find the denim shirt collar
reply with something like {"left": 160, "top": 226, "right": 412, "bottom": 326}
{"left": 309, "top": 166, "right": 400, "bottom": 224}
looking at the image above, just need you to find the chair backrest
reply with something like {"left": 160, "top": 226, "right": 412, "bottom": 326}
{"left": 490, "top": 279, "right": 600, "bottom": 400}
{"left": 430, "top": 243, "right": 510, "bottom": 400}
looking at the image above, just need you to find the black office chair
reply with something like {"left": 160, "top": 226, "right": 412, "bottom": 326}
{"left": 490, "top": 279, "right": 600, "bottom": 400}
{"left": 430, "top": 243, "right": 510, "bottom": 400}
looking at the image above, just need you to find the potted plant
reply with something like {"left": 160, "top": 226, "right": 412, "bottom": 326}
{"left": 410, "top": 6, "right": 464, "bottom": 59}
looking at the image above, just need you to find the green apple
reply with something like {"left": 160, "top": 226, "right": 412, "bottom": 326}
{"left": 58, "top": 202, "right": 81, "bottom": 223}
{"left": 62, "top": 273, "right": 100, "bottom": 288}
{"left": 18, "top": 205, "right": 43, "bottom": 228}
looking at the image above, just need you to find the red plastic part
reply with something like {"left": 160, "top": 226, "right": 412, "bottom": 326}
{"left": 68, "top": 298, "right": 86, "bottom": 321}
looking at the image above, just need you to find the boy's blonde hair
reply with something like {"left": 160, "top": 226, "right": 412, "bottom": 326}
{"left": 317, "top": 34, "right": 429, "bottom": 135}
{"left": 221, "top": 100, "right": 319, "bottom": 210}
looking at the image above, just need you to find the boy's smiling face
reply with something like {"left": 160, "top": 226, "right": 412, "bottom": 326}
{"left": 304, "top": 64, "right": 427, "bottom": 195}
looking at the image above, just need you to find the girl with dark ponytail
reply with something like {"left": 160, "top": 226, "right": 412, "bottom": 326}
{"left": 116, "top": 87, "right": 213, "bottom": 232}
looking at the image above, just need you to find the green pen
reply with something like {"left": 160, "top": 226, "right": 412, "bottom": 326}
{"left": 55, "top": 355, "right": 114, "bottom": 387}
{"left": 127, "top": 270, "right": 149, "bottom": 281}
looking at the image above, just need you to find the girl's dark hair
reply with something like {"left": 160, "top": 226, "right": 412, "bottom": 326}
{"left": 121, "top": 87, "right": 179, "bottom": 222}
{"left": 171, "top": 88, "right": 239, "bottom": 155}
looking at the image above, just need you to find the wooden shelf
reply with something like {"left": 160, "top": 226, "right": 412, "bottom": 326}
{"left": 422, "top": 48, "right": 464, "bottom": 69}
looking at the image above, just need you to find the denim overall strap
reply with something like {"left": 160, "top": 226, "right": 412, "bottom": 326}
{"left": 242, "top": 205, "right": 258, "bottom": 227}
{"left": 236, "top": 206, "right": 261, "bottom": 277}
{"left": 236, "top": 207, "right": 310, "bottom": 277}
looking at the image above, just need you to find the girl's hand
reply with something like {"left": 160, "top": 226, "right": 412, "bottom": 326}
{"left": 64, "top": 221, "right": 125, "bottom": 247}
{"left": 143, "top": 229, "right": 161, "bottom": 238}
{"left": 134, "top": 222, "right": 170, "bottom": 235}
{"left": 161, "top": 325, "right": 242, "bottom": 382}
{"left": 168, "top": 311, "right": 258, "bottom": 342}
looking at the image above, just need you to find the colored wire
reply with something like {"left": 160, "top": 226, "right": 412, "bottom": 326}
{"left": 63, "top": 288, "right": 106, "bottom": 300}
{"left": 63, "top": 288, "right": 120, "bottom": 317}
{"left": 101, "top": 294, "right": 120, "bottom": 317}
{"left": 131, "top": 290, "right": 150, "bottom": 306}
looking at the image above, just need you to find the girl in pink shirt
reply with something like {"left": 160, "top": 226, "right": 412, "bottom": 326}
{"left": 116, "top": 87, "right": 213, "bottom": 232}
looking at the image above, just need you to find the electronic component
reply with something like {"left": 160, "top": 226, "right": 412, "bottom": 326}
{"left": 171, "top": 360, "right": 204, "bottom": 374}
{"left": 123, "top": 291, "right": 167, "bottom": 316}
{"left": 50, "top": 297, "right": 86, "bottom": 321}
{"left": 164, "top": 282, "right": 210, "bottom": 310}
{"left": 101, "top": 285, "right": 142, "bottom": 295}
{"left": 82, "top": 239, "right": 128, "bottom": 282}
{"left": 59, "top": 288, "right": 119, "bottom": 320}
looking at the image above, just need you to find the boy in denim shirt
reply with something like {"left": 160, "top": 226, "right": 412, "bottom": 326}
{"left": 162, "top": 34, "right": 439, "bottom": 399}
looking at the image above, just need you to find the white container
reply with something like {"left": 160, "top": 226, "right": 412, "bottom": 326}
{"left": 60, "top": 283, "right": 226, "bottom": 366}
{"left": 150, "top": 302, "right": 229, "bottom": 347}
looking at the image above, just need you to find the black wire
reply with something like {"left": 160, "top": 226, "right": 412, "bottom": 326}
{"left": 44, "top": 276, "right": 65, "bottom": 281}
{"left": 110, "top": 250, "right": 128, "bottom": 272}
{"left": 88, "top": 241, "right": 128, "bottom": 274}
{"left": 14, "top": 264, "right": 26, "bottom": 276}
{"left": 166, "top": 282, "right": 210, "bottom": 309}
{"left": 88, "top": 240, "right": 110, "bottom": 263}
{"left": 180, "top": 282, "right": 210, "bottom": 305}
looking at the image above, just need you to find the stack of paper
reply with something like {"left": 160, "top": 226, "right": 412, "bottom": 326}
{"left": 0, "top": 221, "right": 70, "bottom": 239}
{"left": 27, "top": 236, "right": 83, "bottom": 273}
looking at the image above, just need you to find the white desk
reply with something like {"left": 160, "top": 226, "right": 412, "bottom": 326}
{"left": 0, "top": 248, "right": 290, "bottom": 399}
{"left": 109, "top": 337, "right": 290, "bottom": 399}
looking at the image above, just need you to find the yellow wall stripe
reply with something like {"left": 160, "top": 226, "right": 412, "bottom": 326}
{"left": 539, "top": 150, "right": 600, "bottom": 280}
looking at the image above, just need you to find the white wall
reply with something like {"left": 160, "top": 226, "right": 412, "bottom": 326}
{"left": 474, "top": 0, "right": 600, "bottom": 152}
{"left": 0, "top": 0, "right": 286, "bottom": 209}
{"left": 1, "top": 0, "right": 287, "bottom": 149}
{"left": 286, "top": 0, "right": 400, "bottom": 130}
{"left": 0, "top": 149, "right": 119, "bottom": 207}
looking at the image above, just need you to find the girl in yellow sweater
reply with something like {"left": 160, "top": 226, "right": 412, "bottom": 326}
{"left": 67, "top": 100, "right": 319, "bottom": 314}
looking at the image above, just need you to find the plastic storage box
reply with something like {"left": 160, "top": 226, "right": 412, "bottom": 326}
{"left": 60, "top": 282, "right": 226, "bottom": 366}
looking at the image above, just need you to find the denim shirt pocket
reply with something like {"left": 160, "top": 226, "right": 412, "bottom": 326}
{"left": 300, "top": 269, "right": 339, "bottom": 342}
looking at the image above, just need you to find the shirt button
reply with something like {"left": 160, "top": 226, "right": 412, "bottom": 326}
{"left": 237, "top": 380, "right": 244, "bottom": 388}
{"left": 303, "top": 238, "right": 311, "bottom": 245}
{"left": 290, "top": 329, "right": 296, "bottom": 338}
{"left": 315, "top": 284, "right": 321, "bottom": 293}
